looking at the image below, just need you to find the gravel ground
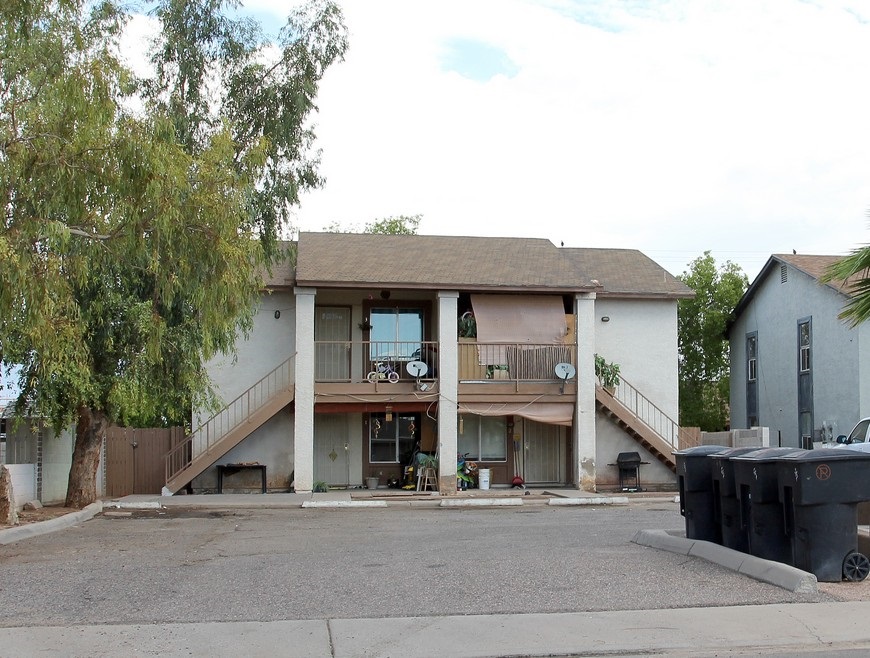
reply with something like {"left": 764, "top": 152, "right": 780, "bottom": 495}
{"left": 0, "top": 501, "right": 848, "bottom": 627}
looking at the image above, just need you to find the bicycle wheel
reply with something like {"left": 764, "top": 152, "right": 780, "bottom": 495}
{"left": 387, "top": 370, "right": 400, "bottom": 383}
{"left": 367, "top": 371, "right": 380, "bottom": 382}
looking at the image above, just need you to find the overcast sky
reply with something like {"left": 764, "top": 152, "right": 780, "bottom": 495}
{"left": 140, "top": 0, "right": 870, "bottom": 281}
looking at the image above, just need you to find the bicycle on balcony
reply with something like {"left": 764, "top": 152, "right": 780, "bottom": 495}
{"left": 367, "top": 361, "right": 400, "bottom": 383}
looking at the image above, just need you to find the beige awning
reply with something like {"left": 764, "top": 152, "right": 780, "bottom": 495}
{"left": 458, "top": 402, "right": 574, "bottom": 426}
{"left": 471, "top": 294, "right": 567, "bottom": 366}
{"left": 471, "top": 294, "right": 567, "bottom": 343}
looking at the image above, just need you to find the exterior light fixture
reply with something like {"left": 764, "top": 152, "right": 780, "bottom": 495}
{"left": 385, "top": 405, "right": 393, "bottom": 422}
{"left": 601, "top": 316, "right": 610, "bottom": 322}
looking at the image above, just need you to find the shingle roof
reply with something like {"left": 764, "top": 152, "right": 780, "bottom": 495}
{"left": 773, "top": 253, "right": 859, "bottom": 293}
{"left": 270, "top": 232, "right": 693, "bottom": 298}
{"left": 729, "top": 253, "right": 859, "bottom": 330}
{"left": 562, "top": 247, "right": 694, "bottom": 298}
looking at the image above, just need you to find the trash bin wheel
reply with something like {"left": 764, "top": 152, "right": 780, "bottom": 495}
{"left": 842, "top": 552, "right": 870, "bottom": 582}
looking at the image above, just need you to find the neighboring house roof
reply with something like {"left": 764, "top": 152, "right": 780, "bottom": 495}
{"left": 729, "top": 253, "right": 857, "bottom": 331}
{"left": 277, "top": 232, "right": 693, "bottom": 299}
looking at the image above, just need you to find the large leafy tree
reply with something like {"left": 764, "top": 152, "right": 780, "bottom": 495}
{"left": 677, "top": 252, "right": 749, "bottom": 431}
{"left": 0, "top": 0, "right": 347, "bottom": 507}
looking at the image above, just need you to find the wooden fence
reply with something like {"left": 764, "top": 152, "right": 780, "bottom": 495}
{"left": 104, "top": 426, "right": 184, "bottom": 497}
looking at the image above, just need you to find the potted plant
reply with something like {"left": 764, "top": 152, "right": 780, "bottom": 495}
{"left": 458, "top": 311, "right": 476, "bottom": 338}
{"left": 594, "top": 354, "right": 620, "bottom": 393}
{"left": 487, "top": 364, "right": 509, "bottom": 380}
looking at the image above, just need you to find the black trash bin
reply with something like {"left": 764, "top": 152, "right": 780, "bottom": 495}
{"left": 710, "top": 447, "right": 763, "bottom": 553}
{"left": 673, "top": 445, "right": 729, "bottom": 542}
{"left": 731, "top": 447, "right": 806, "bottom": 564}
{"left": 777, "top": 449, "right": 870, "bottom": 582}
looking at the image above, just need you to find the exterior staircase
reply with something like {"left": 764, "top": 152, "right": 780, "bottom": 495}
{"left": 164, "top": 356, "right": 295, "bottom": 494}
{"left": 596, "top": 378, "right": 688, "bottom": 472}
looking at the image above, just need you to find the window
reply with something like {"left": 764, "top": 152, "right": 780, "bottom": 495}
{"left": 747, "top": 334, "right": 757, "bottom": 382}
{"left": 458, "top": 415, "right": 507, "bottom": 461}
{"left": 799, "top": 321, "right": 811, "bottom": 372}
{"left": 370, "top": 307, "right": 424, "bottom": 361}
{"left": 848, "top": 419, "right": 870, "bottom": 444}
{"left": 369, "top": 413, "right": 418, "bottom": 464}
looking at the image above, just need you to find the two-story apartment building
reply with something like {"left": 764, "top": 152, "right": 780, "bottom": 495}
{"left": 728, "top": 253, "right": 869, "bottom": 447}
{"left": 164, "top": 233, "right": 693, "bottom": 495}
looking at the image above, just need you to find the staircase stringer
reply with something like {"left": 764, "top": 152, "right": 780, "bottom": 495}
{"left": 595, "top": 384, "right": 677, "bottom": 472}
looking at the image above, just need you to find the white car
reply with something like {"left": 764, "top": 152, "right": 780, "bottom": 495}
{"left": 831, "top": 418, "right": 870, "bottom": 453}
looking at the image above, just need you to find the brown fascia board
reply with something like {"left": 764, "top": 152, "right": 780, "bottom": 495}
{"left": 294, "top": 280, "right": 591, "bottom": 294}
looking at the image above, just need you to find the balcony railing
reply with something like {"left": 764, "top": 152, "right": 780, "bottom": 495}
{"left": 313, "top": 340, "right": 576, "bottom": 383}
{"left": 315, "top": 341, "right": 439, "bottom": 382}
{"left": 610, "top": 376, "right": 681, "bottom": 450}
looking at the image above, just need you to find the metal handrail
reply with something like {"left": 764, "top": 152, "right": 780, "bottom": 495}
{"left": 165, "top": 355, "right": 295, "bottom": 483}
{"left": 610, "top": 376, "right": 683, "bottom": 449}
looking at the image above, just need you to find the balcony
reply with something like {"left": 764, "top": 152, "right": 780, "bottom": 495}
{"left": 313, "top": 340, "right": 576, "bottom": 405}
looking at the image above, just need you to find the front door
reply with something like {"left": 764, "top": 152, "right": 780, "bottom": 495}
{"left": 522, "top": 420, "right": 566, "bottom": 484}
{"left": 314, "top": 414, "right": 351, "bottom": 487}
{"left": 315, "top": 306, "right": 351, "bottom": 381}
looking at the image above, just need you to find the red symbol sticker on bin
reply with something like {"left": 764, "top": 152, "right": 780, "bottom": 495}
{"left": 816, "top": 464, "right": 832, "bottom": 481}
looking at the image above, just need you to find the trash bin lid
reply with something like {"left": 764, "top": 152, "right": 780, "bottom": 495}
{"left": 777, "top": 449, "right": 870, "bottom": 464}
{"left": 672, "top": 445, "right": 729, "bottom": 457}
{"left": 730, "top": 447, "right": 807, "bottom": 463}
{"left": 709, "top": 446, "right": 762, "bottom": 461}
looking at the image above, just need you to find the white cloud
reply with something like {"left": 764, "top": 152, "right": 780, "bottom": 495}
{"left": 122, "top": 0, "right": 870, "bottom": 279}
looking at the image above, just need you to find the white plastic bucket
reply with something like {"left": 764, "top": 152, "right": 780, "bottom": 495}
{"left": 478, "top": 469, "right": 491, "bottom": 490}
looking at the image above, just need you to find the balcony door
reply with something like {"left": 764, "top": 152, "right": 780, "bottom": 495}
{"left": 369, "top": 307, "right": 424, "bottom": 365}
{"left": 315, "top": 306, "right": 351, "bottom": 380}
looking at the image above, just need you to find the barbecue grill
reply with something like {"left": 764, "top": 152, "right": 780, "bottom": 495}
{"left": 615, "top": 451, "right": 646, "bottom": 492}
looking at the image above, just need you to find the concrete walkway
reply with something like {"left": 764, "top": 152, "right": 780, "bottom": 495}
{"left": 4, "top": 602, "right": 870, "bottom": 657}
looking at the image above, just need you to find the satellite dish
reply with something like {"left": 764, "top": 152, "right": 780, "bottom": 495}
{"left": 554, "top": 363, "right": 576, "bottom": 380}
{"left": 406, "top": 360, "right": 429, "bottom": 378}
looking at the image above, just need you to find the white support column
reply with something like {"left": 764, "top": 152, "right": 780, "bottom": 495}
{"left": 575, "top": 292, "right": 597, "bottom": 491}
{"left": 293, "top": 287, "right": 316, "bottom": 493}
{"left": 437, "top": 291, "right": 459, "bottom": 494}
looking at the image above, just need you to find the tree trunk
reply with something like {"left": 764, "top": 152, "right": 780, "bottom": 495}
{"left": 65, "top": 406, "right": 107, "bottom": 508}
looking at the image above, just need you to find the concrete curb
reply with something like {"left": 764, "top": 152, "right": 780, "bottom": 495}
{"left": 549, "top": 496, "right": 629, "bottom": 506}
{"left": 632, "top": 528, "right": 818, "bottom": 593}
{"left": 104, "top": 499, "right": 162, "bottom": 510}
{"left": 301, "top": 500, "right": 388, "bottom": 508}
{"left": 0, "top": 501, "right": 104, "bottom": 546}
{"left": 439, "top": 498, "right": 524, "bottom": 507}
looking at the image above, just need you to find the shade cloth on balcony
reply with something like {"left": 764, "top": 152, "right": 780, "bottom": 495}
{"left": 458, "top": 402, "right": 574, "bottom": 426}
{"left": 471, "top": 294, "right": 567, "bottom": 366}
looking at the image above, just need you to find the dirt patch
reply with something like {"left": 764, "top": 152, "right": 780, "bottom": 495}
{"left": 0, "top": 505, "right": 80, "bottom": 530}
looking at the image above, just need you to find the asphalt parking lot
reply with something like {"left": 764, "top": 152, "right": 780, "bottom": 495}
{"left": 0, "top": 501, "right": 835, "bottom": 628}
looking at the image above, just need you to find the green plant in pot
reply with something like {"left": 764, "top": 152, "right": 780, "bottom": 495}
{"left": 594, "top": 354, "right": 620, "bottom": 392}
{"left": 458, "top": 311, "right": 476, "bottom": 338}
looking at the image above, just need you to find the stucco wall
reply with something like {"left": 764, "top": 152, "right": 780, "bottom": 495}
{"left": 191, "top": 409, "right": 294, "bottom": 493}
{"left": 202, "top": 290, "right": 297, "bottom": 419}
{"left": 3, "top": 421, "right": 79, "bottom": 504}
{"left": 729, "top": 265, "right": 860, "bottom": 446}
{"left": 594, "top": 298, "right": 680, "bottom": 419}
{"left": 595, "top": 416, "right": 676, "bottom": 491}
